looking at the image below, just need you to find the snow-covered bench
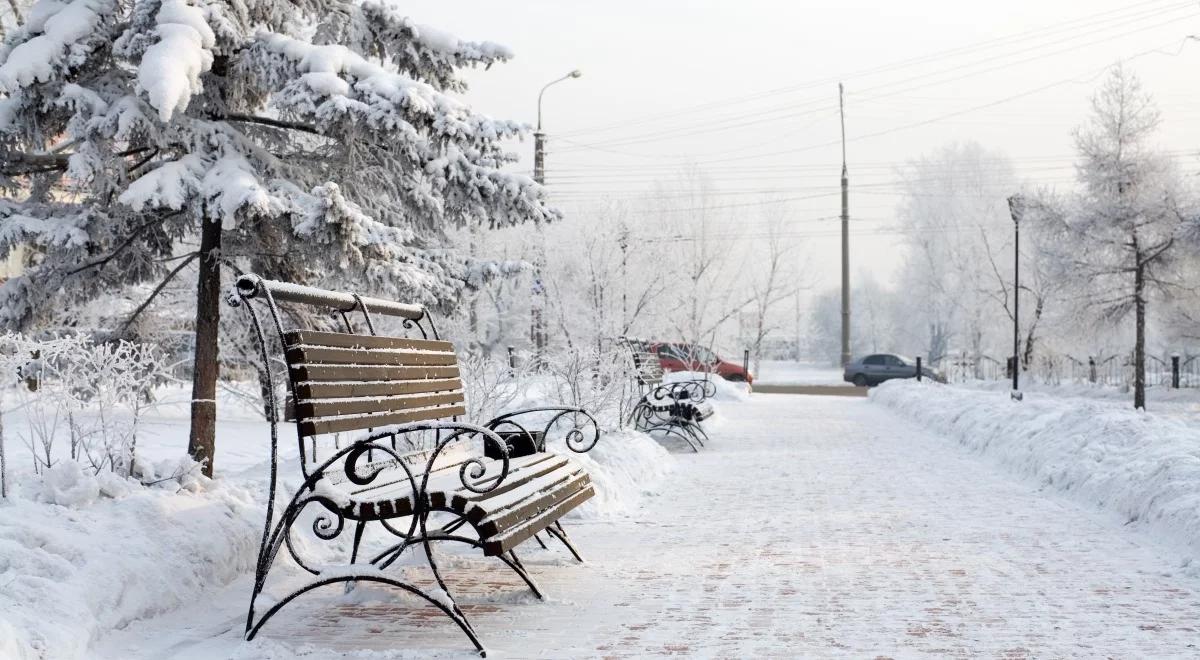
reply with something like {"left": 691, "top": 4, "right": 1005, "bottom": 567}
{"left": 228, "top": 275, "right": 599, "bottom": 656}
{"left": 621, "top": 339, "right": 713, "bottom": 452}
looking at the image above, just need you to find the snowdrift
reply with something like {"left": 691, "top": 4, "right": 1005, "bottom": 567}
{"left": 0, "top": 471, "right": 261, "bottom": 660}
{"left": 871, "top": 380, "right": 1200, "bottom": 573}
{"left": 0, "top": 419, "right": 673, "bottom": 660}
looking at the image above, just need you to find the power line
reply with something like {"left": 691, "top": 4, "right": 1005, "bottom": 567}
{"left": 553, "top": 0, "right": 1191, "bottom": 141}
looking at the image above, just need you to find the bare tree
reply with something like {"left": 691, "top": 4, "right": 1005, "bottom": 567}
{"left": 746, "top": 204, "right": 806, "bottom": 374}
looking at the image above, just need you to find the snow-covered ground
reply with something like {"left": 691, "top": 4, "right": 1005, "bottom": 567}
{"left": 873, "top": 380, "right": 1200, "bottom": 574}
{"left": 955, "top": 378, "right": 1200, "bottom": 423}
{"left": 0, "top": 385, "right": 672, "bottom": 660}
{"left": 6, "top": 389, "right": 1194, "bottom": 658}
{"left": 754, "top": 360, "right": 848, "bottom": 386}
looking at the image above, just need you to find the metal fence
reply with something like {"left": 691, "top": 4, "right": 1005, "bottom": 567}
{"left": 939, "top": 351, "right": 1200, "bottom": 388}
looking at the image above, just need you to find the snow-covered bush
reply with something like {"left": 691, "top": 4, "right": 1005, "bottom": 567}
{"left": 0, "top": 332, "right": 167, "bottom": 479}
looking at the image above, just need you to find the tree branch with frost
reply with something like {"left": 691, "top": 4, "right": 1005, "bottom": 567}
{"left": 118, "top": 252, "right": 199, "bottom": 336}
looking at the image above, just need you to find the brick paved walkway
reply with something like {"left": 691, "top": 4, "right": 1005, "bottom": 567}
{"left": 100, "top": 394, "right": 1200, "bottom": 659}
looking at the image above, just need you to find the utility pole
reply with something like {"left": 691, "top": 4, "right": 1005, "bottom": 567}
{"left": 839, "top": 82, "right": 851, "bottom": 367}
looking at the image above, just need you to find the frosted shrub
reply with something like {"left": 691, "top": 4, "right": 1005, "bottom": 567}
{"left": 0, "top": 333, "right": 166, "bottom": 478}
{"left": 542, "top": 346, "right": 640, "bottom": 430}
{"left": 457, "top": 351, "right": 531, "bottom": 423}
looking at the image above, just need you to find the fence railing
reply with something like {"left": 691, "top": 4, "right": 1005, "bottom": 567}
{"left": 939, "top": 351, "right": 1200, "bottom": 388}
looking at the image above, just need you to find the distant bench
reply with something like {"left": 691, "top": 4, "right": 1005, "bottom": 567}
{"left": 230, "top": 275, "right": 600, "bottom": 656}
{"left": 621, "top": 338, "right": 714, "bottom": 451}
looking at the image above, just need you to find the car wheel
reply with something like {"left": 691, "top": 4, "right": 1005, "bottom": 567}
{"left": 852, "top": 374, "right": 868, "bottom": 387}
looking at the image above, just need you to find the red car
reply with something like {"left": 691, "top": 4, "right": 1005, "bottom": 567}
{"left": 646, "top": 342, "right": 753, "bottom": 384}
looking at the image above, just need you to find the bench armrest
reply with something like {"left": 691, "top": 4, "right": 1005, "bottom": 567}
{"left": 650, "top": 379, "right": 715, "bottom": 403}
{"left": 316, "top": 421, "right": 512, "bottom": 495}
{"left": 484, "top": 406, "right": 600, "bottom": 454}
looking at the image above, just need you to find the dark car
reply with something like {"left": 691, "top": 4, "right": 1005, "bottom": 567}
{"left": 648, "top": 342, "right": 753, "bottom": 384}
{"left": 842, "top": 353, "right": 943, "bottom": 387}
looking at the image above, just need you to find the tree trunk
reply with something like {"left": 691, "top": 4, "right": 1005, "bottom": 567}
{"left": 1133, "top": 259, "right": 1146, "bottom": 410}
{"left": 1022, "top": 295, "right": 1043, "bottom": 369}
{"left": 1, "top": 409, "right": 7, "bottom": 498}
{"left": 188, "top": 218, "right": 222, "bottom": 477}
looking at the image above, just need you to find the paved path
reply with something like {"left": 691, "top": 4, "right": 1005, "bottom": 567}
{"left": 101, "top": 394, "right": 1200, "bottom": 659}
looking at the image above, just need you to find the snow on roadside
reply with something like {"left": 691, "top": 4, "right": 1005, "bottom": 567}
{"left": 754, "top": 360, "right": 848, "bottom": 387}
{"left": 0, "top": 468, "right": 261, "bottom": 660}
{"left": 871, "top": 380, "right": 1200, "bottom": 573}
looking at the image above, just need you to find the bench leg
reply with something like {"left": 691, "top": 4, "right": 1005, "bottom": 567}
{"left": 681, "top": 421, "right": 707, "bottom": 447}
{"left": 533, "top": 532, "right": 550, "bottom": 550}
{"left": 344, "top": 519, "right": 366, "bottom": 595}
{"left": 546, "top": 521, "right": 585, "bottom": 563}
{"left": 645, "top": 422, "right": 701, "bottom": 452}
{"left": 507, "top": 550, "right": 546, "bottom": 600}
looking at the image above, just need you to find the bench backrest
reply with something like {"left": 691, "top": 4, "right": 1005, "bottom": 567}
{"left": 620, "top": 339, "right": 664, "bottom": 387}
{"left": 283, "top": 329, "right": 466, "bottom": 438}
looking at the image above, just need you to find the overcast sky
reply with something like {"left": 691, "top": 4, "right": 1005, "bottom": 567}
{"left": 406, "top": 0, "right": 1200, "bottom": 286}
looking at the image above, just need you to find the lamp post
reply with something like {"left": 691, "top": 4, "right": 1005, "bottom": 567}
{"left": 530, "top": 70, "right": 582, "bottom": 359}
{"left": 1007, "top": 195, "right": 1024, "bottom": 401}
{"left": 533, "top": 69, "right": 582, "bottom": 186}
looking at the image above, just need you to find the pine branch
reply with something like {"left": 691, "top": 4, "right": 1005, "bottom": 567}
{"left": 67, "top": 214, "right": 180, "bottom": 275}
{"left": 118, "top": 252, "right": 199, "bottom": 337}
{"left": 214, "top": 113, "right": 323, "bottom": 136}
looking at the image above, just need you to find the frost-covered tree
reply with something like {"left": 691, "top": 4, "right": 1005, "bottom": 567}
{"left": 895, "top": 141, "right": 1018, "bottom": 367}
{"left": 1042, "top": 66, "right": 1194, "bottom": 409}
{"left": 0, "top": 0, "right": 556, "bottom": 475}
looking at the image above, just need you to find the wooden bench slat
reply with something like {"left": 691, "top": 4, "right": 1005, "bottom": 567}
{"left": 442, "top": 454, "right": 569, "bottom": 510}
{"left": 293, "top": 364, "right": 460, "bottom": 382}
{"left": 474, "top": 471, "right": 591, "bottom": 537}
{"left": 463, "top": 463, "right": 582, "bottom": 523}
{"left": 299, "top": 404, "right": 465, "bottom": 437}
{"left": 482, "top": 485, "right": 595, "bottom": 556}
{"left": 295, "top": 391, "right": 466, "bottom": 419}
{"left": 288, "top": 346, "right": 458, "bottom": 367}
{"left": 295, "top": 378, "right": 462, "bottom": 400}
{"left": 284, "top": 330, "right": 451, "bottom": 352}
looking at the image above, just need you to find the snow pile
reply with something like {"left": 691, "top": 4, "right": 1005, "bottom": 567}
{"left": 958, "top": 378, "right": 1200, "bottom": 405}
{"left": 0, "top": 465, "right": 261, "bottom": 660}
{"left": 555, "top": 428, "right": 673, "bottom": 520}
{"left": 871, "top": 380, "right": 1200, "bottom": 571}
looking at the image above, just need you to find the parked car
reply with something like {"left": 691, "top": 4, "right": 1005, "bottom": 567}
{"left": 647, "top": 342, "right": 754, "bottom": 384}
{"left": 842, "top": 353, "right": 944, "bottom": 387}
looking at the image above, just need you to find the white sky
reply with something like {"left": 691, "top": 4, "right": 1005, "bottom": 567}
{"left": 406, "top": 0, "right": 1200, "bottom": 289}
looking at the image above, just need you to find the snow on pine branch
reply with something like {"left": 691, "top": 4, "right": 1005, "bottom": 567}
{"left": 0, "top": 200, "right": 91, "bottom": 250}
{"left": 252, "top": 33, "right": 525, "bottom": 149}
{"left": 352, "top": 0, "right": 512, "bottom": 91}
{"left": 0, "top": 0, "right": 116, "bottom": 92}
{"left": 136, "top": 0, "right": 216, "bottom": 122}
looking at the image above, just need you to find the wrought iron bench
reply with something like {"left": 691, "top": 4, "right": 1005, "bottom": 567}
{"left": 620, "top": 339, "right": 714, "bottom": 452}
{"left": 228, "top": 275, "right": 599, "bottom": 656}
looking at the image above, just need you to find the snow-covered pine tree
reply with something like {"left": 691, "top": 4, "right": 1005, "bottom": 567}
{"left": 1044, "top": 65, "right": 1192, "bottom": 410}
{"left": 0, "top": 0, "right": 557, "bottom": 475}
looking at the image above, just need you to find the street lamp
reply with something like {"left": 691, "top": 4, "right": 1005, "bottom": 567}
{"left": 530, "top": 70, "right": 581, "bottom": 359}
{"left": 533, "top": 69, "right": 582, "bottom": 185}
{"left": 1007, "top": 194, "right": 1024, "bottom": 402}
